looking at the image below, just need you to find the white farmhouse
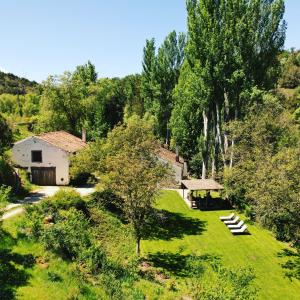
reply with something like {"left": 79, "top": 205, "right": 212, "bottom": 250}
{"left": 12, "top": 131, "right": 86, "bottom": 186}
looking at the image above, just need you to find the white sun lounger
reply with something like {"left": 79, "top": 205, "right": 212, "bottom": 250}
{"left": 227, "top": 220, "right": 244, "bottom": 229}
{"left": 219, "top": 213, "right": 234, "bottom": 221}
{"left": 224, "top": 216, "right": 240, "bottom": 225}
{"left": 231, "top": 225, "right": 248, "bottom": 234}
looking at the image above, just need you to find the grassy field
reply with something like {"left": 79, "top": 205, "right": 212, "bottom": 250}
{"left": 143, "top": 190, "right": 300, "bottom": 300}
{"left": 1, "top": 190, "right": 300, "bottom": 299}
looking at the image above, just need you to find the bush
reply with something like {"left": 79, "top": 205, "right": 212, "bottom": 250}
{"left": 70, "top": 171, "right": 91, "bottom": 186}
{"left": 35, "top": 189, "right": 88, "bottom": 217}
{"left": 0, "top": 185, "right": 12, "bottom": 204}
{"left": 0, "top": 156, "right": 15, "bottom": 188}
{"left": 41, "top": 208, "right": 91, "bottom": 259}
{"left": 49, "top": 189, "right": 86, "bottom": 211}
{"left": 91, "top": 189, "right": 123, "bottom": 213}
{"left": 79, "top": 244, "right": 107, "bottom": 274}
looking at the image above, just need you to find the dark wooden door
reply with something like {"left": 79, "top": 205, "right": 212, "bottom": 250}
{"left": 31, "top": 167, "right": 56, "bottom": 186}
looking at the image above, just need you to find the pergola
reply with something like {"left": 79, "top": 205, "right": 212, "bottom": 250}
{"left": 181, "top": 179, "right": 224, "bottom": 208}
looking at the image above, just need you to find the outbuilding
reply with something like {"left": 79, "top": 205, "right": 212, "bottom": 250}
{"left": 12, "top": 131, "right": 86, "bottom": 186}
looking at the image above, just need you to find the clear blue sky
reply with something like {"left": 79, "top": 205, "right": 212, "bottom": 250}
{"left": 0, "top": 0, "right": 298, "bottom": 82}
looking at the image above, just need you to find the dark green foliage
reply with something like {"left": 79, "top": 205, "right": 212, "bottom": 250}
{"left": 0, "top": 114, "right": 13, "bottom": 154}
{"left": 0, "top": 71, "right": 37, "bottom": 95}
{"left": 41, "top": 208, "right": 91, "bottom": 259}
{"left": 90, "top": 190, "right": 123, "bottom": 217}
{"left": 47, "top": 271, "right": 62, "bottom": 282}
{"left": 224, "top": 94, "right": 300, "bottom": 246}
{"left": 279, "top": 49, "right": 300, "bottom": 88}
{"left": 22, "top": 190, "right": 108, "bottom": 275}
{"left": 141, "top": 31, "right": 186, "bottom": 139}
{"left": 85, "top": 78, "right": 126, "bottom": 139}
{"left": 0, "top": 156, "right": 16, "bottom": 189}
{"left": 171, "top": 0, "right": 286, "bottom": 178}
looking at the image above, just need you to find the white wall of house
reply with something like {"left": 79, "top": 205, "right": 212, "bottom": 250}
{"left": 12, "top": 137, "right": 70, "bottom": 185}
{"left": 158, "top": 157, "right": 184, "bottom": 183}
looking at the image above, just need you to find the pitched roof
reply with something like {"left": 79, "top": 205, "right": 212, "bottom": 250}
{"left": 35, "top": 131, "right": 86, "bottom": 153}
{"left": 157, "top": 147, "right": 185, "bottom": 167}
{"left": 181, "top": 179, "right": 224, "bottom": 190}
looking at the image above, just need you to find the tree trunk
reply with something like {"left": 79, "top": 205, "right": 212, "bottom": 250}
{"left": 229, "top": 108, "right": 238, "bottom": 168}
{"left": 216, "top": 102, "right": 226, "bottom": 167}
{"left": 202, "top": 110, "right": 208, "bottom": 179}
{"left": 229, "top": 139, "right": 234, "bottom": 168}
{"left": 223, "top": 90, "right": 230, "bottom": 157}
{"left": 136, "top": 236, "right": 141, "bottom": 256}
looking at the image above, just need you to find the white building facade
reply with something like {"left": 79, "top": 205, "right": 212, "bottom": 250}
{"left": 12, "top": 131, "right": 86, "bottom": 186}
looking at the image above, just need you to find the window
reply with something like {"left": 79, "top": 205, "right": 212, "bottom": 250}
{"left": 31, "top": 150, "right": 42, "bottom": 163}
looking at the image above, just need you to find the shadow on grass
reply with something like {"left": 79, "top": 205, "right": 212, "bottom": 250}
{"left": 278, "top": 248, "right": 300, "bottom": 281}
{"left": 0, "top": 229, "right": 35, "bottom": 300}
{"left": 145, "top": 209, "right": 207, "bottom": 241}
{"left": 147, "top": 252, "right": 220, "bottom": 277}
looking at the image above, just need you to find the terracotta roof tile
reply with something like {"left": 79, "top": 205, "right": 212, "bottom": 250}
{"left": 157, "top": 147, "right": 184, "bottom": 167}
{"left": 36, "top": 131, "right": 86, "bottom": 153}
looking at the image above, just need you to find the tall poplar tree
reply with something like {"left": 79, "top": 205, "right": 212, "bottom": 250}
{"left": 141, "top": 32, "right": 186, "bottom": 140}
{"left": 171, "top": 0, "right": 286, "bottom": 178}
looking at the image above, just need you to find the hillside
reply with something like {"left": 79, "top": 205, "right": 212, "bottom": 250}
{"left": 0, "top": 71, "right": 38, "bottom": 95}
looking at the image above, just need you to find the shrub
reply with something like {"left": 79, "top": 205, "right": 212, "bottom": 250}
{"left": 186, "top": 257, "right": 258, "bottom": 300}
{"left": 79, "top": 244, "right": 107, "bottom": 274}
{"left": 90, "top": 189, "right": 123, "bottom": 215}
{"left": 21, "top": 204, "right": 45, "bottom": 239}
{"left": 41, "top": 208, "right": 91, "bottom": 259}
{"left": 47, "top": 271, "right": 62, "bottom": 282}
{"left": 0, "top": 185, "right": 12, "bottom": 204}
{"left": 0, "top": 157, "right": 15, "bottom": 188}
{"left": 36, "top": 189, "right": 88, "bottom": 216}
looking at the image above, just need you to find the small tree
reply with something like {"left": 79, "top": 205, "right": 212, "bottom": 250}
{"left": 101, "top": 115, "right": 169, "bottom": 255}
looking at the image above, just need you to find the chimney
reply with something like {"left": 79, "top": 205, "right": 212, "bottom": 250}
{"left": 82, "top": 128, "right": 87, "bottom": 143}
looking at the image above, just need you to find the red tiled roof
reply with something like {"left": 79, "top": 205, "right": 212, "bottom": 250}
{"left": 157, "top": 147, "right": 184, "bottom": 167}
{"left": 36, "top": 131, "right": 86, "bottom": 153}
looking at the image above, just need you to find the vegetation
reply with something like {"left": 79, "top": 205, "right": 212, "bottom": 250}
{"left": 141, "top": 31, "right": 186, "bottom": 139}
{"left": 0, "top": 71, "right": 37, "bottom": 95}
{"left": 170, "top": 0, "right": 286, "bottom": 178}
{"left": 72, "top": 116, "right": 170, "bottom": 255}
{"left": 1, "top": 190, "right": 300, "bottom": 299}
{"left": 224, "top": 92, "right": 300, "bottom": 247}
{"left": 143, "top": 191, "right": 300, "bottom": 300}
{"left": 0, "top": 114, "right": 13, "bottom": 154}
{"left": 1, "top": 0, "right": 300, "bottom": 298}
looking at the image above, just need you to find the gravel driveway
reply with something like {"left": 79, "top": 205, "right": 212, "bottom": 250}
{"left": 1, "top": 185, "right": 95, "bottom": 221}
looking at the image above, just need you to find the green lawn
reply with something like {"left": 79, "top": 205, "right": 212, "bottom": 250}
{"left": 143, "top": 190, "right": 300, "bottom": 300}
{"left": 1, "top": 191, "right": 300, "bottom": 299}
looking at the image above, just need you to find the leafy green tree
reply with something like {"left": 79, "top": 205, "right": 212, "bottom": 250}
{"left": 85, "top": 78, "right": 126, "bottom": 139}
{"left": 171, "top": 0, "right": 286, "bottom": 178}
{"left": 224, "top": 93, "right": 300, "bottom": 246}
{"left": 38, "top": 62, "right": 97, "bottom": 136}
{"left": 0, "top": 114, "right": 12, "bottom": 154}
{"left": 279, "top": 49, "right": 300, "bottom": 88}
{"left": 122, "top": 74, "right": 143, "bottom": 119}
{"left": 99, "top": 115, "right": 169, "bottom": 255}
{"left": 141, "top": 32, "right": 186, "bottom": 140}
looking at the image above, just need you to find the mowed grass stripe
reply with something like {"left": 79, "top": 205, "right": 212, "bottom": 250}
{"left": 143, "top": 190, "right": 300, "bottom": 300}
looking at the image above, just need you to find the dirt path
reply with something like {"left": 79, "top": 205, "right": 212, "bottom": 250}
{"left": 1, "top": 185, "right": 95, "bottom": 221}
